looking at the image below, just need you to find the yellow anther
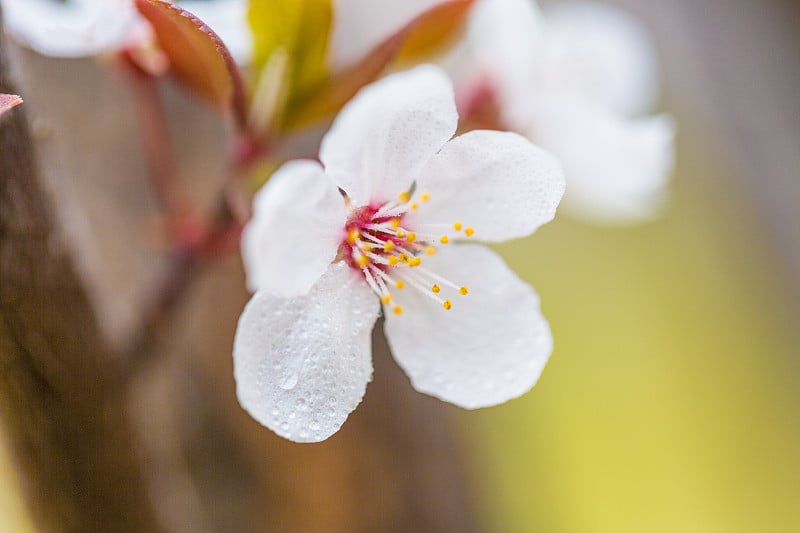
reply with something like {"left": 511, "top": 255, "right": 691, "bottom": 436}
{"left": 453, "top": 222, "right": 463, "bottom": 231}
{"left": 390, "top": 218, "right": 400, "bottom": 228}
{"left": 420, "top": 192, "right": 431, "bottom": 202}
{"left": 424, "top": 245, "right": 437, "bottom": 256}
{"left": 406, "top": 232, "right": 417, "bottom": 243}
{"left": 440, "top": 235, "right": 449, "bottom": 244}
{"left": 400, "top": 253, "right": 409, "bottom": 263}
{"left": 396, "top": 229, "right": 406, "bottom": 238}
{"left": 388, "top": 256, "right": 399, "bottom": 266}
{"left": 347, "top": 228, "right": 359, "bottom": 244}
{"left": 409, "top": 257, "right": 422, "bottom": 267}
{"left": 431, "top": 284, "right": 441, "bottom": 294}
{"left": 355, "top": 254, "right": 370, "bottom": 268}
{"left": 465, "top": 227, "right": 475, "bottom": 237}
{"left": 443, "top": 299, "right": 452, "bottom": 310}
{"left": 398, "top": 191, "right": 411, "bottom": 203}
{"left": 383, "top": 241, "right": 395, "bottom": 253}
{"left": 393, "top": 305, "right": 403, "bottom": 315}
{"left": 362, "top": 245, "right": 373, "bottom": 253}
{"left": 395, "top": 280, "right": 405, "bottom": 289}
{"left": 459, "top": 286, "right": 469, "bottom": 296}
{"left": 410, "top": 202, "right": 419, "bottom": 211}
{"left": 381, "top": 294, "right": 393, "bottom": 304}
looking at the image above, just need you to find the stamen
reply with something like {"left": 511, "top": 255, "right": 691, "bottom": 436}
{"left": 406, "top": 232, "right": 417, "bottom": 243}
{"left": 453, "top": 222, "right": 463, "bottom": 231}
{"left": 415, "top": 265, "right": 464, "bottom": 292}
{"left": 384, "top": 241, "right": 395, "bottom": 253}
{"left": 440, "top": 235, "right": 449, "bottom": 244}
{"left": 443, "top": 299, "right": 452, "bottom": 310}
{"left": 465, "top": 227, "right": 475, "bottom": 237}
{"left": 420, "top": 192, "right": 430, "bottom": 202}
{"left": 354, "top": 251, "right": 370, "bottom": 268}
{"left": 431, "top": 284, "right": 441, "bottom": 294}
{"left": 381, "top": 294, "right": 393, "bottom": 304}
{"left": 347, "top": 228, "right": 360, "bottom": 244}
{"left": 410, "top": 202, "right": 419, "bottom": 211}
{"left": 395, "top": 280, "right": 405, "bottom": 289}
{"left": 459, "top": 286, "right": 469, "bottom": 296}
{"left": 425, "top": 245, "right": 437, "bottom": 256}
{"left": 361, "top": 267, "right": 382, "bottom": 296}
{"left": 393, "top": 306, "right": 403, "bottom": 315}
{"left": 398, "top": 191, "right": 411, "bottom": 203}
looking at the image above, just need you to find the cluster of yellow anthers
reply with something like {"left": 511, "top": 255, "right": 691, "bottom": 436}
{"left": 345, "top": 190, "right": 475, "bottom": 316}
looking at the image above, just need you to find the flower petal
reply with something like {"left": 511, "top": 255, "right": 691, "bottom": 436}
{"left": 242, "top": 160, "right": 346, "bottom": 296}
{"left": 545, "top": 1, "right": 660, "bottom": 116}
{"left": 233, "top": 262, "right": 380, "bottom": 443}
{"left": 534, "top": 99, "right": 675, "bottom": 224}
{"left": 319, "top": 65, "right": 457, "bottom": 205}
{"left": 330, "top": 0, "right": 442, "bottom": 70}
{"left": 384, "top": 244, "right": 552, "bottom": 409}
{"left": 2, "top": 0, "right": 137, "bottom": 57}
{"left": 409, "top": 130, "right": 564, "bottom": 242}
{"left": 468, "top": 0, "right": 546, "bottom": 129}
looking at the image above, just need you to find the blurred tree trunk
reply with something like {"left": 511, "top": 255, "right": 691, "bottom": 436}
{"left": 0, "top": 9, "right": 477, "bottom": 533}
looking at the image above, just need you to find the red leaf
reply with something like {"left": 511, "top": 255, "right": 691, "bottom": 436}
{"left": 0, "top": 94, "right": 23, "bottom": 117}
{"left": 397, "top": 0, "right": 477, "bottom": 62}
{"left": 135, "top": 0, "right": 246, "bottom": 127}
{"left": 283, "top": 30, "right": 406, "bottom": 130}
{"left": 282, "top": 0, "right": 476, "bottom": 130}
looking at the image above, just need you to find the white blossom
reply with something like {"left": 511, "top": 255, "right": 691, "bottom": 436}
{"left": 0, "top": 0, "right": 250, "bottom": 62}
{"left": 234, "top": 65, "right": 565, "bottom": 442}
{"left": 469, "top": 0, "right": 676, "bottom": 224}
{"left": 0, "top": 0, "right": 138, "bottom": 57}
{"left": 330, "top": 0, "right": 443, "bottom": 69}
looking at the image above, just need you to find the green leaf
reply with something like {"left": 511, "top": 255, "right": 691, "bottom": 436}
{"left": 135, "top": 0, "right": 247, "bottom": 127}
{"left": 248, "top": 0, "right": 333, "bottom": 123}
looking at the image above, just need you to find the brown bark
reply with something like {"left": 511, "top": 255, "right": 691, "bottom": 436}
{"left": 0, "top": 23, "right": 165, "bottom": 533}
{"left": 0, "top": 8, "right": 477, "bottom": 531}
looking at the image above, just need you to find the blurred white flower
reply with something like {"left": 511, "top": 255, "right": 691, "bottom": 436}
{"left": 330, "top": 0, "right": 443, "bottom": 69}
{"left": 0, "top": 0, "right": 138, "bottom": 57}
{"left": 234, "top": 65, "right": 564, "bottom": 442}
{"left": 469, "top": 0, "right": 675, "bottom": 224}
{"left": 0, "top": 0, "right": 250, "bottom": 61}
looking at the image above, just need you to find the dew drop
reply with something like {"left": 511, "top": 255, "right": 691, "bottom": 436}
{"left": 280, "top": 373, "right": 299, "bottom": 390}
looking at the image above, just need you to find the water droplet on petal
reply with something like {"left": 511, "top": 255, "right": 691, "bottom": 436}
{"left": 280, "top": 373, "right": 299, "bottom": 390}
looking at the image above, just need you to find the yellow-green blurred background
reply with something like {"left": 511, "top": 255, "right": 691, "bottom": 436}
{"left": 464, "top": 0, "right": 800, "bottom": 531}
{"left": 2, "top": 0, "right": 799, "bottom": 531}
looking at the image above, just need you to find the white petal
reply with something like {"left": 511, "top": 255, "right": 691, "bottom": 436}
{"left": 409, "top": 130, "right": 564, "bottom": 242}
{"left": 330, "top": 0, "right": 442, "bottom": 70}
{"left": 384, "top": 244, "right": 552, "bottom": 409}
{"left": 178, "top": 0, "right": 252, "bottom": 64}
{"left": 319, "top": 65, "right": 457, "bottom": 205}
{"left": 544, "top": 1, "right": 661, "bottom": 116}
{"left": 234, "top": 263, "right": 380, "bottom": 442}
{"left": 533, "top": 100, "right": 675, "bottom": 224}
{"left": 1, "top": 0, "right": 136, "bottom": 57}
{"left": 468, "top": 0, "right": 546, "bottom": 129}
{"left": 242, "top": 160, "right": 346, "bottom": 296}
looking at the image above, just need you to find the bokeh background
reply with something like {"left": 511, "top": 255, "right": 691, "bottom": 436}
{"left": 2, "top": 0, "right": 799, "bottom": 531}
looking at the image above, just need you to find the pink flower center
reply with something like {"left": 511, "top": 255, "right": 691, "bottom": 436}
{"left": 337, "top": 190, "right": 475, "bottom": 315}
